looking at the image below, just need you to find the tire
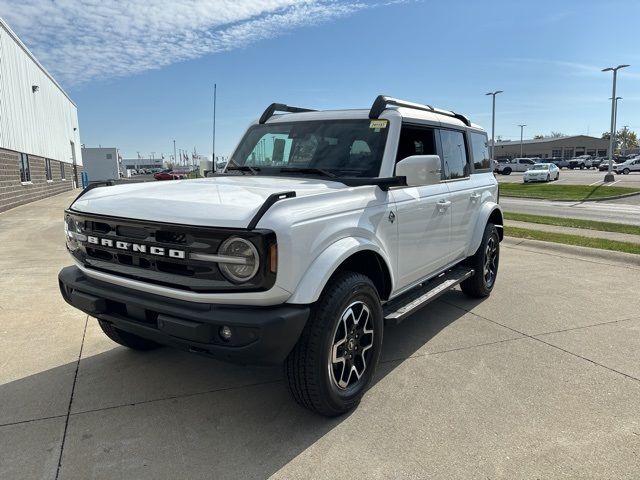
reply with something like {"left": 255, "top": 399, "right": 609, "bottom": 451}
{"left": 580, "top": 165, "right": 584, "bottom": 170}
{"left": 460, "top": 223, "right": 500, "bottom": 298}
{"left": 285, "top": 271, "right": 383, "bottom": 417}
{"left": 503, "top": 168, "right": 512, "bottom": 175}
{"left": 546, "top": 174, "right": 550, "bottom": 182}
{"left": 98, "top": 320, "right": 161, "bottom": 350}
{"left": 623, "top": 168, "right": 630, "bottom": 175}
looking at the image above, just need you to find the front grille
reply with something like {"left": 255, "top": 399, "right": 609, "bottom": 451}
{"left": 66, "top": 211, "right": 276, "bottom": 293}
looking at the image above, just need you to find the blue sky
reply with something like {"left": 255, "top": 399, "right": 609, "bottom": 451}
{"left": 2, "top": 0, "right": 639, "bottom": 160}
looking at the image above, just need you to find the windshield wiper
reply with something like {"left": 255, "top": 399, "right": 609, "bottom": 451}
{"left": 226, "top": 165, "right": 259, "bottom": 175}
{"left": 279, "top": 167, "right": 336, "bottom": 178}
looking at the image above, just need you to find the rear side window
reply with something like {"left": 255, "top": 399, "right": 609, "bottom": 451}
{"left": 440, "top": 129, "right": 469, "bottom": 180}
{"left": 470, "top": 132, "right": 491, "bottom": 171}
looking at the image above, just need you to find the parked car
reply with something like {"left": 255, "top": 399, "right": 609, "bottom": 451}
{"left": 614, "top": 157, "right": 640, "bottom": 175}
{"left": 523, "top": 163, "right": 560, "bottom": 183}
{"left": 549, "top": 157, "right": 569, "bottom": 169}
{"left": 568, "top": 156, "right": 589, "bottom": 169}
{"left": 496, "top": 157, "right": 536, "bottom": 175}
{"left": 59, "top": 95, "right": 503, "bottom": 416}
{"left": 153, "top": 169, "right": 180, "bottom": 181}
{"left": 493, "top": 159, "right": 509, "bottom": 173}
{"left": 598, "top": 159, "right": 616, "bottom": 171}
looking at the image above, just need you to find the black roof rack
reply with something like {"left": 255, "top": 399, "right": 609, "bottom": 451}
{"left": 259, "top": 103, "right": 316, "bottom": 124}
{"left": 369, "top": 95, "right": 471, "bottom": 127}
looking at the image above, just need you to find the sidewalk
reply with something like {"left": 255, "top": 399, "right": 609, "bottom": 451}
{"left": 505, "top": 219, "right": 640, "bottom": 244}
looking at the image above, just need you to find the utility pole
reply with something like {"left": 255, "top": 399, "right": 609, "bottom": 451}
{"left": 212, "top": 83, "right": 217, "bottom": 172}
{"left": 173, "top": 139, "right": 177, "bottom": 168}
{"left": 518, "top": 124, "right": 526, "bottom": 158}
{"left": 485, "top": 91, "right": 503, "bottom": 160}
{"left": 602, "top": 64, "right": 629, "bottom": 182}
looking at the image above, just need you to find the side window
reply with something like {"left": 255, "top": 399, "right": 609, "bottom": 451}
{"left": 19, "top": 153, "right": 31, "bottom": 182}
{"left": 60, "top": 162, "right": 66, "bottom": 180}
{"left": 440, "top": 129, "right": 469, "bottom": 180}
{"left": 470, "top": 132, "right": 491, "bottom": 170}
{"left": 395, "top": 125, "right": 437, "bottom": 164}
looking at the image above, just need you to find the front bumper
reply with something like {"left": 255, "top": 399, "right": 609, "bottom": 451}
{"left": 58, "top": 266, "right": 309, "bottom": 365}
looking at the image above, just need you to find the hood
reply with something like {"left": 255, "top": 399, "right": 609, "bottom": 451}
{"left": 70, "top": 176, "right": 347, "bottom": 228}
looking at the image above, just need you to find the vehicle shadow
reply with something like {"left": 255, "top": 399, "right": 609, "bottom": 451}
{"left": 1, "top": 294, "right": 481, "bottom": 479}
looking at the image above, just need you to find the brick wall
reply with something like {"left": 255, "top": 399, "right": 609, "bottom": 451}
{"left": 0, "top": 148, "right": 82, "bottom": 213}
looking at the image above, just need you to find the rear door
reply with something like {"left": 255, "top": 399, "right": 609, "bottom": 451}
{"left": 439, "top": 128, "right": 478, "bottom": 261}
{"left": 392, "top": 124, "right": 451, "bottom": 290}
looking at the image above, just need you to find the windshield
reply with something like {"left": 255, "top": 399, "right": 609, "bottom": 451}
{"left": 227, "top": 120, "right": 389, "bottom": 177}
{"left": 530, "top": 165, "right": 549, "bottom": 170}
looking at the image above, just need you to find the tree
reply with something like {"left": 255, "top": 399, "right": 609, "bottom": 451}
{"left": 618, "top": 127, "right": 638, "bottom": 153}
{"left": 534, "top": 134, "right": 544, "bottom": 139}
{"left": 601, "top": 132, "right": 611, "bottom": 140}
{"left": 549, "top": 131, "right": 564, "bottom": 138}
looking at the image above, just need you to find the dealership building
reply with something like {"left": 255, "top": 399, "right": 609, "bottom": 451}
{"left": 493, "top": 135, "right": 609, "bottom": 160}
{"left": 0, "top": 18, "right": 82, "bottom": 213}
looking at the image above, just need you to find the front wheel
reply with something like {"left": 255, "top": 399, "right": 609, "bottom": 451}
{"left": 461, "top": 223, "right": 500, "bottom": 298}
{"left": 285, "top": 271, "right": 383, "bottom": 416}
{"left": 546, "top": 174, "right": 550, "bottom": 182}
{"left": 98, "top": 320, "right": 161, "bottom": 350}
{"left": 623, "top": 168, "right": 630, "bottom": 175}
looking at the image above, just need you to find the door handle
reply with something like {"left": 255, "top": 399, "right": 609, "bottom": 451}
{"left": 437, "top": 199, "right": 451, "bottom": 213}
{"left": 470, "top": 192, "right": 481, "bottom": 203}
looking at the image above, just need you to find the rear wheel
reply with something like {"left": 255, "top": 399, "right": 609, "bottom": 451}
{"left": 503, "top": 167, "right": 512, "bottom": 175}
{"left": 285, "top": 271, "right": 383, "bottom": 416}
{"left": 98, "top": 320, "right": 161, "bottom": 350}
{"left": 461, "top": 223, "right": 500, "bottom": 298}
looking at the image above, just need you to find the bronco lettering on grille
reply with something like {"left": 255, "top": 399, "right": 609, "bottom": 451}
{"left": 86, "top": 235, "right": 185, "bottom": 259}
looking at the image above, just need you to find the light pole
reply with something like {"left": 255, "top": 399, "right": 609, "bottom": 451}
{"left": 518, "top": 124, "right": 526, "bottom": 158}
{"left": 173, "top": 140, "right": 177, "bottom": 168}
{"left": 622, "top": 125, "right": 629, "bottom": 155}
{"left": 602, "top": 65, "right": 629, "bottom": 182}
{"left": 486, "top": 91, "right": 503, "bottom": 160}
{"left": 212, "top": 83, "right": 217, "bottom": 172}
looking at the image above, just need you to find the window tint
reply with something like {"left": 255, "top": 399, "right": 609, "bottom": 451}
{"left": 19, "top": 153, "right": 31, "bottom": 182}
{"left": 45, "top": 158, "right": 53, "bottom": 180}
{"left": 440, "top": 129, "right": 469, "bottom": 179}
{"left": 470, "top": 132, "right": 490, "bottom": 170}
{"left": 395, "top": 125, "right": 437, "bottom": 162}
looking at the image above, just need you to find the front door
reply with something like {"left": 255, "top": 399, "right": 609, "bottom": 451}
{"left": 391, "top": 124, "right": 452, "bottom": 292}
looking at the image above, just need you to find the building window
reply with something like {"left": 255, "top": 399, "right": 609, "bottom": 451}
{"left": 19, "top": 153, "right": 31, "bottom": 183}
{"left": 563, "top": 148, "right": 574, "bottom": 159}
{"left": 597, "top": 149, "right": 607, "bottom": 157}
{"left": 45, "top": 159, "right": 53, "bottom": 181}
{"left": 106, "top": 153, "right": 113, "bottom": 159}
{"left": 551, "top": 149, "right": 562, "bottom": 157}
{"left": 60, "top": 162, "right": 66, "bottom": 180}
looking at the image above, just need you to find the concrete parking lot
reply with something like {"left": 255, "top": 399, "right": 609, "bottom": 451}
{"left": 497, "top": 168, "right": 640, "bottom": 187}
{"left": 2, "top": 191, "right": 640, "bottom": 479}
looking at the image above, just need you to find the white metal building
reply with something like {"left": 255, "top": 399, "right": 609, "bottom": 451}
{"left": 0, "top": 17, "right": 82, "bottom": 212}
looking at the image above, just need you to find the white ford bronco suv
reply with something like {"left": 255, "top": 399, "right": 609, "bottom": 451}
{"left": 59, "top": 96, "right": 503, "bottom": 416}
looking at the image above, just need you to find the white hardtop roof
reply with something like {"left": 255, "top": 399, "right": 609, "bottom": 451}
{"left": 264, "top": 106, "right": 484, "bottom": 132}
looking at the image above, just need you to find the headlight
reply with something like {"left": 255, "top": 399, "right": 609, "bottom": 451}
{"left": 217, "top": 237, "right": 259, "bottom": 283}
{"left": 64, "top": 216, "right": 86, "bottom": 251}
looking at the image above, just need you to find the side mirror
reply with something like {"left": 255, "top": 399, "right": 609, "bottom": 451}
{"left": 396, "top": 155, "right": 442, "bottom": 187}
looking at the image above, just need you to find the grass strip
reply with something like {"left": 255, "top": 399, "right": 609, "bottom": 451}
{"left": 503, "top": 212, "right": 640, "bottom": 236}
{"left": 499, "top": 183, "right": 640, "bottom": 201}
{"left": 505, "top": 226, "right": 640, "bottom": 255}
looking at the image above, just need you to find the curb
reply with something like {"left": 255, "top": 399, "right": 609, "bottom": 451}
{"left": 502, "top": 236, "right": 640, "bottom": 267}
{"left": 501, "top": 191, "right": 640, "bottom": 202}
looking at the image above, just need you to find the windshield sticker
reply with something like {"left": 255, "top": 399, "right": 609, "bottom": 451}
{"left": 369, "top": 120, "right": 388, "bottom": 130}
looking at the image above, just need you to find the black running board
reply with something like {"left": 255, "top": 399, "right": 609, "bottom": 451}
{"left": 383, "top": 266, "right": 474, "bottom": 325}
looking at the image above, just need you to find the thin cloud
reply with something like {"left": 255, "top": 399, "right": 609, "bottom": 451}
{"left": 0, "top": 0, "right": 374, "bottom": 85}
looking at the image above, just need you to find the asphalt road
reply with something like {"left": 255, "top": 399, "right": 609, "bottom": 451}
{"left": 2, "top": 190, "right": 640, "bottom": 479}
{"left": 500, "top": 196, "right": 640, "bottom": 226}
{"left": 497, "top": 168, "right": 640, "bottom": 187}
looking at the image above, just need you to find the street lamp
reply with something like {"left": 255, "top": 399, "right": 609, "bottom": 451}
{"left": 622, "top": 125, "right": 629, "bottom": 155}
{"left": 486, "top": 91, "right": 503, "bottom": 160}
{"left": 602, "top": 65, "right": 629, "bottom": 181}
{"left": 518, "top": 124, "right": 526, "bottom": 158}
{"left": 608, "top": 96, "right": 622, "bottom": 156}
